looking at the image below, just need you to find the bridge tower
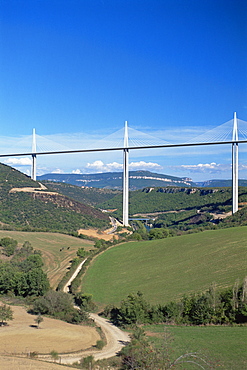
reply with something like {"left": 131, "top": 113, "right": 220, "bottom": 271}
{"left": 31, "top": 128, "right": 37, "bottom": 181}
{"left": 232, "top": 112, "right": 238, "bottom": 214}
{"left": 123, "top": 121, "right": 129, "bottom": 226}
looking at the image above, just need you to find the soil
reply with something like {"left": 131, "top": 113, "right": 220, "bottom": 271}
{"left": 78, "top": 228, "right": 115, "bottom": 241}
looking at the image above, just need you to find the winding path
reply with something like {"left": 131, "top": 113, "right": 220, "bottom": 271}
{"left": 60, "top": 314, "right": 130, "bottom": 364}
{"left": 59, "top": 256, "right": 130, "bottom": 364}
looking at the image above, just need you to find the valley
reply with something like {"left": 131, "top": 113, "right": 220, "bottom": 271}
{"left": 0, "top": 163, "right": 246, "bottom": 369}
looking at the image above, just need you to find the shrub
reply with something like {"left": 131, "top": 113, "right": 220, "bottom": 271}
{"left": 96, "top": 340, "right": 104, "bottom": 350}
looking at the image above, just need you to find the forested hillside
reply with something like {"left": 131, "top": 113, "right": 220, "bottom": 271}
{"left": 100, "top": 186, "right": 247, "bottom": 215}
{"left": 43, "top": 181, "right": 121, "bottom": 206}
{"left": 0, "top": 163, "right": 109, "bottom": 233}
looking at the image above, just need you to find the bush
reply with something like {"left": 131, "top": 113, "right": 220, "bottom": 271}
{"left": 96, "top": 340, "right": 104, "bottom": 350}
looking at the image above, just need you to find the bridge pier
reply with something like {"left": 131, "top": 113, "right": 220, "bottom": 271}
{"left": 123, "top": 121, "right": 129, "bottom": 226}
{"left": 232, "top": 112, "right": 238, "bottom": 214}
{"left": 31, "top": 128, "right": 37, "bottom": 181}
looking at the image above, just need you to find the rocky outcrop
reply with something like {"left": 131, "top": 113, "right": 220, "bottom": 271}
{"left": 142, "top": 187, "right": 220, "bottom": 195}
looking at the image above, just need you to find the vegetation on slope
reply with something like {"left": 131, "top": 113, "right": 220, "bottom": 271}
{"left": 100, "top": 186, "right": 247, "bottom": 216}
{"left": 0, "top": 230, "right": 94, "bottom": 288}
{"left": 0, "top": 163, "right": 110, "bottom": 233}
{"left": 43, "top": 180, "right": 121, "bottom": 206}
{"left": 103, "top": 281, "right": 247, "bottom": 327}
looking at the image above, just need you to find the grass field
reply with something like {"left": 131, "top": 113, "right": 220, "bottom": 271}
{"left": 0, "top": 230, "right": 94, "bottom": 288}
{"left": 82, "top": 226, "right": 247, "bottom": 306}
{"left": 143, "top": 324, "right": 247, "bottom": 369}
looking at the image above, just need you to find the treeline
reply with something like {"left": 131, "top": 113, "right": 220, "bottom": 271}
{"left": 102, "top": 280, "right": 247, "bottom": 327}
{"left": 0, "top": 238, "right": 49, "bottom": 297}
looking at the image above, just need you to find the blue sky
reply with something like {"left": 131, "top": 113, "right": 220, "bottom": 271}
{"left": 0, "top": 0, "right": 246, "bottom": 181}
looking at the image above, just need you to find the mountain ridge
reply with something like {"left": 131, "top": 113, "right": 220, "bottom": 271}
{"left": 38, "top": 170, "right": 195, "bottom": 189}
{"left": 38, "top": 170, "right": 247, "bottom": 190}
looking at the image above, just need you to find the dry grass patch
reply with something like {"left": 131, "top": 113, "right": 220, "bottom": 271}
{"left": 0, "top": 305, "right": 100, "bottom": 355}
{"left": 0, "top": 356, "right": 73, "bottom": 370}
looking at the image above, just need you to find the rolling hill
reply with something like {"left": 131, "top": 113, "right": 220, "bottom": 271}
{"left": 81, "top": 226, "right": 247, "bottom": 306}
{"left": 196, "top": 179, "right": 247, "bottom": 187}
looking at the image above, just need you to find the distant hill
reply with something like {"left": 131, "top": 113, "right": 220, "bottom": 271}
{"left": 196, "top": 179, "right": 247, "bottom": 187}
{"left": 38, "top": 171, "right": 247, "bottom": 190}
{"left": 98, "top": 186, "right": 247, "bottom": 225}
{"left": 0, "top": 163, "right": 109, "bottom": 232}
{"left": 38, "top": 170, "right": 196, "bottom": 189}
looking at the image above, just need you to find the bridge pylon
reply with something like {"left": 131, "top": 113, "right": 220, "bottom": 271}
{"left": 31, "top": 128, "right": 37, "bottom": 181}
{"left": 232, "top": 112, "right": 238, "bottom": 214}
{"left": 123, "top": 121, "right": 129, "bottom": 226}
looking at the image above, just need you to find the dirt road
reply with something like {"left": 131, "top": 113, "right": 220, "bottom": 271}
{"left": 60, "top": 313, "right": 130, "bottom": 364}
{"left": 60, "top": 257, "right": 130, "bottom": 364}
{"left": 63, "top": 258, "right": 87, "bottom": 293}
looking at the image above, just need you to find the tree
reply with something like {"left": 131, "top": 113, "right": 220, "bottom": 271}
{"left": 0, "top": 304, "right": 13, "bottom": 326}
{"left": 149, "top": 227, "right": 169, "bottom": 240}
{"left": 34, "top": 313, "right": 44, "bottom": 328}
{"left": 96, "top": 340, "right": 104, "bottom": 350}
{"left": 77, "top": 247, "right": 87, "bottom": 258}
{"left": 0, "top": 237, "right": 18, "bottom": 257}
{"left": 18, "top": 254, "right": 43, "bottom": 272}
{"left": 74, "top": 293, "right": 96, "bottom": 311}
{"left": 117, "top": 292, "right": 150, "bottom": 326}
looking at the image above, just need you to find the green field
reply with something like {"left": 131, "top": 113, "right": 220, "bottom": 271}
{"left": 82, "top": 226, "right": 247, "bottom": 306}
{"left": 143, "top": 324, "right": 247, "bottom": 369}
{"left": 0, "top": 230, "right": 94, "bottom": 288}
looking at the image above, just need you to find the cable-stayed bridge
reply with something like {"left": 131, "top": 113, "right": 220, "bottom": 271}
{"left": 0, "top": 113, "right": 247, "bottom": 225}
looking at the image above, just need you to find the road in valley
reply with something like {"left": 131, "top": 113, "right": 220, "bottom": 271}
{"left": 59, "top": 255, "right": 130, "bottom": 364}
